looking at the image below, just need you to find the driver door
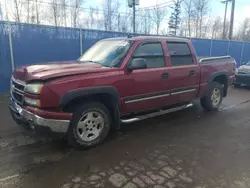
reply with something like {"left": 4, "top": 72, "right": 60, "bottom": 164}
{"left": 121, "top": 41, "right": 171, "bottom": 113}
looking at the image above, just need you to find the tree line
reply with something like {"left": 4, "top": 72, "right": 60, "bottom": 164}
{"left": 0, "top": 0, "right": 249, "bottom": 41}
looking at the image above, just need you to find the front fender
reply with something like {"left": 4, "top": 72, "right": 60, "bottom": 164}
{"left": 59, "top": 86, "right": 121, "bottom": 109}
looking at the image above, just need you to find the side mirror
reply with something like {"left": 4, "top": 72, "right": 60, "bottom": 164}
{"left": 128, "top": 58, "right": 147, "bottom": 71}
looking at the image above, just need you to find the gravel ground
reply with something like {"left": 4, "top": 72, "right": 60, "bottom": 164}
{"left": 0, "top": 86, "right": 249, "bottom": 188}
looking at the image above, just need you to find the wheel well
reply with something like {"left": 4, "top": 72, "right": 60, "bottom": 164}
{"left": 213, "top": 75, "right": 228, "bottom": 97}
{"left": 63, "top": 93, "right": 120, "bottom": 129}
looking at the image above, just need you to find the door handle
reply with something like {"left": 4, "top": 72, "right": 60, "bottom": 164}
{"left": 162, "top": 72, "right": 169, "bottom": 79}
{"left": 189, "top": 70, "right": 196, "bottom": 76}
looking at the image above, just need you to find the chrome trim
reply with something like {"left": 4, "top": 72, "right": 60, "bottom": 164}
{"left": 9, "top": 104, "right": 18, "bottom": 114}
{"left": 199, "top": 56, "right": 231, "bottom": 63}
{"left": 11, "top": 93, "right": 23, "bottom": 105}
{"left": 125, "top": 93, "right": 170, "bottom": 104}
{"left": 121, "top": 103, "right": 193, "bottom": 124}
{"left": 9, "top": 98, "right": 70, "bottom": 133}
{"left": 11, "top": 76, "right": 26, "bottom": 86}
{"left": 22, "top": 110, "right": 70, "bottom": 133}
{"left": 125, "top": 88, "right": 196, "bottom": 104}
{"left": 13, "top": 87, "right": 24, "bottom": 94}
{"left": 11, "top": 77, "right": 26, "bottom": 105}
{"left": 171, "top": 89, "right": 196, "bottom": 96}
{"left": 13, "top": 89, "right": 24, "bottom": 95}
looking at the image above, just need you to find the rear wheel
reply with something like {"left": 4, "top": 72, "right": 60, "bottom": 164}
{"left": 200, "top": 82, "right": 223, "bottom": 111}
{"left": 68, "top": 102, "right": 111, "bottom": 149}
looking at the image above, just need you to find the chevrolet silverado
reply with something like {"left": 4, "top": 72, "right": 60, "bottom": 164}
{"left": 9, "top": 36, "right": 236, "bottom": 148}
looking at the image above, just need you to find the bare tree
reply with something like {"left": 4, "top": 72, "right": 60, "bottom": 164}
{"left": 236, "top": 18, "right": 250, "bottom": 41}
{"left": 193, "top": 0, "right": 210, "bottom": 37}
{"left": 211, "top": 17, "right": 223, "bottom": 39}
{"left": 89, "top": 7, "right": 95, "bottom": 29}
{"left": 141, "top": 9, "right": 152, "bottom": 34}
{"left": 71, "top": 0, "right": 85, "bottom": 28}
{"left": 183, "top": 0, "right": 195, "bottom": 37}
{"left": 120, "top": 14, "right": 130, "bottom": 32}
{"left": 151, "top": 6, "right": 167, "bottom": 35}
{"left": 135, "top": 9, "right": 143, "bottom": 33}
{"left": 60, "top": 0, "right": 68, "bottom": 26}
{"left": 94, "top": 7, "right": 103, "bottom": 30}
{"left": 30, "top": 2, "right": 36, "bottom": 24}
{"left": 51, "top": 0, "right": 60, "bottom": 26}
{"left": 35, "top": 0, "right": 40, "bottom": 24}
{"left": 103, "top": 0, "right": 120, "bottom": 31}
{"left": 117, "top": 13, "right": 121, "bottom": 31}
{"left": 0, "top": 2, "right": 3, "bottom": 20}
{"left": 223, "top": 20, "right": 230, "bottom": 39}
{"left": 161, "top": 28, "right": 169, "bottom": 35}
{"left": 25, "top": 0, "right": 30, "bottom": 23}
{"left": 12, "top": 0, "right": 23, "bottom": 22}
{"left": 178, "top": 20, "right": 187, "bottom": 37}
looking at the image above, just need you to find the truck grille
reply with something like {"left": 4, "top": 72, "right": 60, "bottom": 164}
{"left": 11, "top": 78, "right": 26, "bottom": 106}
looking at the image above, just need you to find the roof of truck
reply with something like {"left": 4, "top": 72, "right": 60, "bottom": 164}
{"left": 102, "top": 36, "right": 190, "bottom": 42}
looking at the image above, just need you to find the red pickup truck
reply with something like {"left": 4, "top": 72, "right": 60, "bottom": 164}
{"left": 9, "top": 36, "right": 236, "bottom": 148}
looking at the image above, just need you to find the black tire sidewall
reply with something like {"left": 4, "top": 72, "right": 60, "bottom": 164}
{"left": 201, "top": 82, "right": 223, "bottom": 110}
{"left": 210, "top": 82, "right": 223, "bottom": 108}
{"left": 68, "top": 102, "right": 111, "bottom": 149}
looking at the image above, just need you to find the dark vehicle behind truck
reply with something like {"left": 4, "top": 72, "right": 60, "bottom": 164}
{"left": 234, "top": 61, "right": 250, "bottom": 86}
{"left": 9, "top": 36, "right": 236, "bottom": 148}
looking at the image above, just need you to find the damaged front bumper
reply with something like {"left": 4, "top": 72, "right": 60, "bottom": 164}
{"left": 9, "top": 97, "right": 71, "bottom": 135}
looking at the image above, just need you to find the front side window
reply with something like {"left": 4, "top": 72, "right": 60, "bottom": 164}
{"left": 78, "top": 40, "right": 132, "bottom": 67}
{"left": 167, "top": 42, "right": 193, "bottom": 66}
{"left": 132, "top": 42, "right": 165, "bottom": 68}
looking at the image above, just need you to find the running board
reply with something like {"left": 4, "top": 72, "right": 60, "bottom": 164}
{"left": 121, "top": 103, "right": 193, "bottom": 124}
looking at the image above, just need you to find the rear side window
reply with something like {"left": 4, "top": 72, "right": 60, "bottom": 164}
{"left": 133, "top": 43, "right": 165, "bottom": 68}
{"left": 167, "top": 42, "right": 193, "bottom": 66}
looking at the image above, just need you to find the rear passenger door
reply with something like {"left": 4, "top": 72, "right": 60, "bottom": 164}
{"left": 166, "top": 41, "right": 200, "bottom": 104}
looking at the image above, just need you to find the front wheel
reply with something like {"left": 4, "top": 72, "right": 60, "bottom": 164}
{"left": 68, "top": 102, "right": 111, "bottom": 149}
{"left": 200, "top": 82, "right": 223, "bottom": 111}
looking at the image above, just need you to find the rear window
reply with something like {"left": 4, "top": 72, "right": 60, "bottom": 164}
{"left": 167, "top": 42, "right": 193, "bottom": 66}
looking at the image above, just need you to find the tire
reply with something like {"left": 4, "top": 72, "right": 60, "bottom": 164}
{"left": 200, "top": 81, "right": 223, "bottom": 111}
{"left": 68, "top": 102, "right": 111, "bottom": 149}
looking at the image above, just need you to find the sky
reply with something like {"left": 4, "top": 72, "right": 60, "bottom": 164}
{"left": 86, "top": 0, "right": 250, "bottom": 29}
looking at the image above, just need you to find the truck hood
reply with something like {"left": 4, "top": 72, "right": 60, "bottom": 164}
{"left": 13, "top": 61, "right": 115, "bottom": 82}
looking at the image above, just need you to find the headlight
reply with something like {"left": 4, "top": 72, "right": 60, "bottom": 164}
{"left": 25, "top": 83, "right": 44, "bottom": 94}
{"left": 24, "top": 97, "right": 41, "bottom": 107}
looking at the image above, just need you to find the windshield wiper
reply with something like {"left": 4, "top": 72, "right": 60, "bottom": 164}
{"left": 80, "top": 60, "right": 98, "bottom": 63}
{"left": 79, "top": 60, "right": 110, "bottom": 67}
{"left": 79, "top": 60, "right": 101, "bottom": 65}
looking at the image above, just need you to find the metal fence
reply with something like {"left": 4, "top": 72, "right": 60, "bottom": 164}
{"left": 1, "top": 21, "right": 250, "bottom": 93}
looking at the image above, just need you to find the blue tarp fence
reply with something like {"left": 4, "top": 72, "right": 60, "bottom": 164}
{"left": 1, "top": 21, "right": 250, "bottom": 93}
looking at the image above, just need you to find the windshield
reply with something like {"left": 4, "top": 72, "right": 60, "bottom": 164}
{"left": 78, "top": 40, "right": 132, "bottom": 67}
